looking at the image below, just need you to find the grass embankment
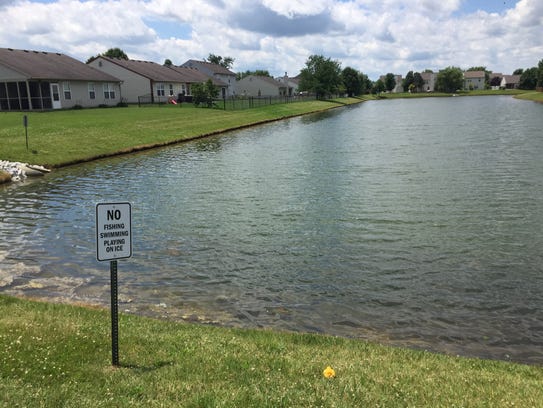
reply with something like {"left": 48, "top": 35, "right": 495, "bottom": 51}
{"left": 0, "top": 98, "right": 361, "bottom": 168}
{"left": 1, "top": 295, "right": 542, "bottom": 407}
{"left": 514, "top": 91, "right": 543, "bottom": 103}
{"left": 376, "top": 89, "right": 526, "bottom": 99}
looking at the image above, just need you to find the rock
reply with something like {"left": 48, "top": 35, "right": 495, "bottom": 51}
{"left": 0, "top": 170, "right": 11, "bottom": 184}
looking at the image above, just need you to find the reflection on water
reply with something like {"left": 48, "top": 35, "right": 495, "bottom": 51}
{"left": 1, "top": 96, "right": 543, "bottom": 364}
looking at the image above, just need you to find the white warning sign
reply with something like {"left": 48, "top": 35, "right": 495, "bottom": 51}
{"left": 96, "top": 202, "right": 132, "bottom": 261}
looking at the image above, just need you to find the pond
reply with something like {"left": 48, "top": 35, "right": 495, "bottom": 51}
{"left": 1, "top": 95, "right": 542, "bottom": 364}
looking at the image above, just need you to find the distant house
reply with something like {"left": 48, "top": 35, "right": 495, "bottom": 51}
{"left": 180, "top": 60, "right": 236, "bottom": 97}
{"left": 0, "top": 47, "right": 121, "bottom": 111}
{"left": 500, "top": 75, "right": 521, "bottom": 89}
{"left": 420, "top": 72, "right": 437, "bottom": 92}
{"left": 275, "top": 73, "right": 299, "bottom": 96}
{"left": 463, "top": 71, "right": 486, "bottom": 90}
{"left": 236, "top": 75, "right": 288, "bottom": 97}
{"left": 168, "top": 66, "right": 228, "bottom": 98}
{"left": 88, "top": 56, "right": 199, "bottom": 104}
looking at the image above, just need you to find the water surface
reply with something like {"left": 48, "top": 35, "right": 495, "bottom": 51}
{"left": 1, "top": 96, "right": 542, "bottom": 364}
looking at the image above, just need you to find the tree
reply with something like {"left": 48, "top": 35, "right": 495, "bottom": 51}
{"left": 537, "top": 59, "right": 543, "bottom": 88}
{"left": 359, "top": 73, "right": 372, "bottom": 94}
{"left": 298, "top": 54, "right": 342, "bottom": 98}
{"left": 192, "top": 79, "right": 219, "bottom": 107}
{"left": 519, "top": 67, "right": 538, "bottom": 90}
{"left": 435, "top": 66, "right": 464, "bottom": 93}
{"left": 402, "top": 71, "right": 414, "bottom": 92}
{"left": 206, "top": 54, "right": 234, "bottom": 69}
{"left": 164, "top": 59, "right": 173, "bottom": 67}
{"left": 103, "top": 47, "right": 128, "bottom": 59}
{"left": 236, "top": 70, "right": 272, "bottom": 80}
{"left": 413, "top": 72, "right": 424, "bottom": 92}
{"left": 384, "top": 73, "right": 396, "bottom": 92}
{"left": 342, "top": 67, "right": 362, "bottom": 96}
{"left": 86, "top": 47, "right": 129, "bottom": 63}
{"left": 489, "top": 76, "right": 502, "bottom": 87}
{"left": 513, "top": 68, "right": 524, "bottom": 75}
{"left": 372, "top": 79, "right": 385, "bottom": 94}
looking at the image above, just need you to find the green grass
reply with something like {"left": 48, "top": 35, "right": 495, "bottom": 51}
{"left": 1, "top": 295, "right": 542, "bottom": 407}
{"left": 376, "top": 89, "right": 526, "bottom": 99}
{"left": 514, "top": 91, "right": 543, "bottom": 103}
{"left": 0, "top": 99, "right": 361, "bottom": 167}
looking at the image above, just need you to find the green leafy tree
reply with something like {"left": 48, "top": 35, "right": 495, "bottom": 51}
{"left": 519, "top": 67, "right": 538, "bottom": 90}
{"left": 237, "top": 70, "right": 272, "bottom": 80}
{"left": 342, "top": 67, "right": 362, "bottom": 96}
{"left": 384, "top": 73, "right": 396, "bottom": 92}
{"left": 164, "top": 59, "right": 173, "bottom": 67}
{"left": 513, "top": 68, "right": 524, "bottom": 75}
{"left": 298, "top": 54, "right": 342, "bottom": 98}
{"left": 537, "top": 59, "right": 543, "bottom": 88}
{"left": 192, "top": 79, "right": 219, "bottom": 107}
{"left": 359, "top": 73, "right": 372, "bottom": 94}
{"left": 86, "top": 47, "right": 128, "bottom": 63}
{"left": 206, "top": 54, "right": 234, "bottom": 69}
{"left": 402, "top": 71, "right": 414, "bottom": 92}
{"left": 435, "top": 66, "right": 464, "bottom": 93}
{"left": 372, "top": 79, "right": 385, "bottom": 94}
{"left": 103, "top": 48, "right": 128, "bottom": 59}
{"left": 413, "top": 72, "right": 424, "bottom": 92}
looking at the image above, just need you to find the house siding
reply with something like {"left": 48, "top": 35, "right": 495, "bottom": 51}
{"left": 57, "top": 80, "right": 121, "bottom": 108}
{"left": 88, "top": 58, "right": 151, "bottom": 103}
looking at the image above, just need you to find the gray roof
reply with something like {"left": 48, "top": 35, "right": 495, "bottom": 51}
{"left": 0, "top": 48, "right": 120, "bottom": 82}
{"left": 169, "top": 66, "right": 227, "bottom": 86}
{"left": 95, "top": 56, "right": 187, "bottom": 82}
{"left": 464, "top": 70, "right": 486, "bottom": 79}
{"left": 181, "top": 59, "right": 236, "bottom": 76}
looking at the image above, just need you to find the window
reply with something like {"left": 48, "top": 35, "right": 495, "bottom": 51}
{"left": 157, "top": 83, "right": 165, "bottom": 97}
{"left": 103, "top": 83, "right": 115, "bottom": 99}
{"left": 63, "top": 82, "right": 71, "bottom": 100}
{"left": 169, "top": 84, "right": 174, "bottom": 96}
{"left": 88, "top": 83, "right": 95, "bottom": 99}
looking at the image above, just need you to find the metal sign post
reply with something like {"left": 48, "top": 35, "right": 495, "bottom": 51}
{"left": 23, "top": 115, "right": 28, "bottom": 150}
{"left": 96, "top": 202, "right": 132, "bottom": 367}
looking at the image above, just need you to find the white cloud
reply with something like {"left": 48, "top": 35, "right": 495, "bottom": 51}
{"left": 0, "top": 0, "right": 541, "bottom": 79}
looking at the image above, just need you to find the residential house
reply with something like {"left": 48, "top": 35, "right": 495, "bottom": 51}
{"left": 420, "top": 72, "right": 437, "bottom": 92}
{"left": 236, "top": 75, "right": 288, "bottom": 97}
{"left": 0, "top": 47, "right": 121, "bottom": 111}
{"left": 500, "top": 74, "right": 521, "bottom": 89}
{"left": 463, "top": 70, "right": 486, "bottom": 90}
{"left": 180, "top": 60, "right": 236, "bottom": 97}
{"left": 88, "top": 56, "right": 195, "bottom": 103}
{"left": 168, "top": 65, "right": 228, "bottom": 99}
{"left": 275, "top": 73, "right": 299, "bottom": 96}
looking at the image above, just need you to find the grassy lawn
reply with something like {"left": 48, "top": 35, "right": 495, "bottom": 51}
{"left": 0, "top": 99, "right": 361, "bottom": 167}
{"left": 1, "top": 295, "right": 542, "bottom": 407}
{"left": 514, "top": 91, "right": 543, "bottom": 103}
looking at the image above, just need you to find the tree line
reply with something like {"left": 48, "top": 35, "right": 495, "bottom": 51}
{"left": 89, "top": 48, "right": 543, "bottom": 99}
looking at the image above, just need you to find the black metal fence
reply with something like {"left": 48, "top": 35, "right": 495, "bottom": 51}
{"left": 214, "top": 94, "right": 317, "bottom": 110}
{"left": 137, "top": 93, "right": 324, "bottom": 110}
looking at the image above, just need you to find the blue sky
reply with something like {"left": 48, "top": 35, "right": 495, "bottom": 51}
{"left": 0, "top": 0, "right": 541, "bottom": 79}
